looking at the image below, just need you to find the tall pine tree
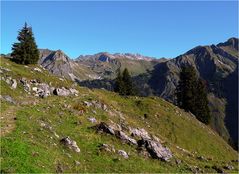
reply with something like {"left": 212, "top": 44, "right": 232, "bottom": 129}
{"left": 11, "top": 22, "right": 39, "bottom": 65}
{"left": 114, "top": 68, "right": 135, "bottom": 96}
{"left": 114, "top": 71, "right": 124, "bottom": 95}
{"left": 176, "top": 66, "right": 211, "bottom": 124}
{"left": 194, "top": 79, "right": 211, "bottom": 124}
{"left": 122, "top": 68, "right": 134, "bottom": 95}
{"left": 176, "top": 66, "right": 198, "bottom": 112}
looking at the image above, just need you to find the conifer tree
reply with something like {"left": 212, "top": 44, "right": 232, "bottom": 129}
{"left": 11, "top": 22, "right": 39, "bottom": 65}
{"left": 122, "top": 68, "right": 134, "bottom": 95}
{"left": 114, "top": 71, "right": 124, "bottom": 95}
{"left": 114, "top": 68, "right": 135, "bottom": 96}
{"left": 176, "top": 66, "right": 197, "bottom": 112}
{"left": 194, "top": 79, "right": 211, "bottom": 124}
{"left": 176, "top": 66, "right": 211, "bottom": 124}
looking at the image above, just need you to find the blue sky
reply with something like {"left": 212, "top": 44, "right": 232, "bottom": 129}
{"left": 1, "top": 1, "right": 238, "bottom": 58}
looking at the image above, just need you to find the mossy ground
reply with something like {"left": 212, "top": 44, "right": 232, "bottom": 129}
{"left": 0, "top": 57, "right": 238, "bottom": 173}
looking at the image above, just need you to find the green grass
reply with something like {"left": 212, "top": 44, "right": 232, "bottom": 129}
{"left": 0, "top": 57, "right": 238, "bottom": 173}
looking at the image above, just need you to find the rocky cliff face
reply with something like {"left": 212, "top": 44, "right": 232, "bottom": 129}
{"left": 39, "top": 49, "right": 75, "bottom": 80}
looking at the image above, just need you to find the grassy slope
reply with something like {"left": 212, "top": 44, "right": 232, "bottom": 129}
{"left": 0, "top": 58, "right": 238, "bottom": 173}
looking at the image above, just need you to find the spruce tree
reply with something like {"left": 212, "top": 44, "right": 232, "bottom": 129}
{"left": 114, "top": 68, "right": 135, "bottom": 96}
{"left": 114, "top": 71, "right": 124, "bottom": 95}
{"left": 11, "top": 22, "right": 39, "bottom": 65}
{"left": 122, "top": 68, "right": 134, "bottom": 96}
{"left": 176, "top": 66, "right": 211, "bottom": 124}
{"left": 176, "top": 66, "right": 197, "bottom": 112}
{"left": 194, "top": 79, "right": 211, "bottom": 124}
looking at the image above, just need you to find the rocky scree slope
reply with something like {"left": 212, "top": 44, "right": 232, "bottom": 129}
{"left": 0, "top": 57, "right": 238, "bottom": 173}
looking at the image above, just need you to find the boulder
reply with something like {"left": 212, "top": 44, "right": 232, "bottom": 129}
{"left": 118, "top": 150, "right": 129, "bottom": 159}
{"left": 33, "top": 67, "right": 42, "bottom": 72}
{"left": 20, "top": 78, "right": 31, "bottom": 92}
{"left": 129, "top": 127, "right": 151, "bottom": 139}
{"left": 1, "top": 95, "right": 16, "bottom": 104}
{"left": 37, "top": 83, "right": 51, "bottom": 98}
{"left": 137, "top": 138, "right": 173, "bottom": 162}
{"left": 98, "top": 143, "right": 115, "bottom": 153}
{"left": 115, "top": 130, "right": 137, "bottom": 145}
{"left": 53, "top": 87, "right": 70, "bottom": 96}
{"left": 223, "top": 165, "right": 234, "bottom": 170}
{"left": 83, "top": 101, "right": 93, "bottom": 107}
{"left": 11, "top": 79, "right": 17, "bottom": 89}
{"left": 93, "top": 122, "right": 115, "bottom": 135}
{"left": 60, "top": 137, "right": 80, "bottom": 153}
{"left": 69, "top": 88, "right": 79, "bottom": 95}
{"left": 88, "top": 117, "right": 97, "bottom": 123}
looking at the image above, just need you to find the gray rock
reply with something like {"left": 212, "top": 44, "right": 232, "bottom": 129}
{"left": 223, "top": 165, "right": 234, "bottom": 170}
{"left": 1, "top": 95, "right": 16, "bottom": 104}
{"left": 99, "top": 143, "right": 115, "bottom": 153}
{"left": 10, "top": 79, "right": 17, "bottom": 89}
{"left": 118, "top": 150, "right": 129, "bottom": 159}
{"left": 53, "top": 87, "right": 70, "bottom": 96}
{"left": 93, "top": 122, "right": 115, "bottom": 135}
{"left": 115, "top": 130, "right": 137, "bottom": 145}
{"left": 87, "top": 117, "right": 97, "bottom": 123}
{"left": 129, "top": 127, "right": 151, "bottom": 139}
{"left": 60, "top": 137, "right": 80, "bottom": 153}
{"left": 33, "top": 67, "right": 42, "bottom": 72}
{"left": 20, "top": 78, "right": 31, "bottom": 92}
{"left": 138, "top": 138, "right": 173, "bottom": 162}
{"left": 83, "top": 101, "right": 92, "bottom": 107}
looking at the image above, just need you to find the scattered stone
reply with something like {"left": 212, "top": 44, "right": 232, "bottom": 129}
{"left": 10, "top": 79, "right": 17, "bottom": 89}
{"left": 83, "top": 101, "right": 92, "bottom": 107}
{"left": 175, "top": 159, "right": 182, "bottom": 165}
{"left": 88, "top": 117, "right": 97, "bottom": 123}
{"left": 93, "top": 122, "right": 115, "bottom": 135}
{"left": 231, "top": 159, "right": 239, "bottom": 163}
{"left": 197, "top": 156, "right": 207, "bottom": 161}
{"left": 60, "top": 137, "right": 80, "bottom": 153}
{"left": 223, "top": 165, "right": 234, "bottom": 170}
{"left": 33, "top": 67, "right": 42, "bottom": 72}
{"left": 115, "top": 130, "right": 137, "bottom": 145}
{"left": 129, "top": 127, "right": 151, "bottom": 139}
{"left": 1, "top": 95, "right": 16, "bottom": 104}
{"left": 98, "top": 143, "right": 115, "bottom": 153}
{"left": 53, "top": 87, "right": 73, "bottom": 96}
{"left": 118, "top": 150, "right": 129, "bottom": 159}
{"left": 137, "top": 138, "right": 173, "bottom": 161}
{"left": 75, "top": 160, "right": 81, "bottom": 166}
{"left": 212, "top": 165, "right": 224, "bottom": 173}
{"left": 0, "top": 66, "right": 11, "bottom": 72}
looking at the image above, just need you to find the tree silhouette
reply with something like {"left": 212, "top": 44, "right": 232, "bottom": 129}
{"left": 11, "top": 22, "right": 39, "bottom": 65}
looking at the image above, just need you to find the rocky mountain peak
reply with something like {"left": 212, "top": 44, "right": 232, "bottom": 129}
{"left": 217, "top": 37, "right": 239, "bottom": 51}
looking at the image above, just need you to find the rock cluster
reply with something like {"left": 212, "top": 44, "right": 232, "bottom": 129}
{"left": 138, "top": 138, "right": 172, "bottom": 162}
{"left": 93, "top": 122, "right": 173, "bottom": 161}
{"left": 1, "top": 74, "right": 79, "bottom": 98}
{"left": 60, "top": 137, "right": 80, "bottom": 153}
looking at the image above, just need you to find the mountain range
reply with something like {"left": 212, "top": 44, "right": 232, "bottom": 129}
{"left": 37, "top": 37, "right": 238, "bottom": 149}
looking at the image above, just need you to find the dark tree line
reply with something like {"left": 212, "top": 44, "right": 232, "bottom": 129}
{"left": 11, "top": 22, "right": 39, "bottom": 65}
{"left": 114, "top": 68, "right": 136, "bottom": 96}
{"left": 176, "top": 66, "right": 211, "bottom": 124}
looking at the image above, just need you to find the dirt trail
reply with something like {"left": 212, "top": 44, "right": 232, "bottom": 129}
{"left": 0, "top": 106, "right": 17, "bottom": 136}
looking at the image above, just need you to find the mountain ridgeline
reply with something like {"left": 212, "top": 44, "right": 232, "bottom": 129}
{"left": 35, "top": 38, "right": 238, "bottom": 149}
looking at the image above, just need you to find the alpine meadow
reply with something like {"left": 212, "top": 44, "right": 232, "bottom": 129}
{"left": 1, "top": 1, "right": 238, "bottom": 173}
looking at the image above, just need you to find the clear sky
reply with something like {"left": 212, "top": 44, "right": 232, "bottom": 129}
{"left": 1, "top": 1, "right": 238, "bottom": 58}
